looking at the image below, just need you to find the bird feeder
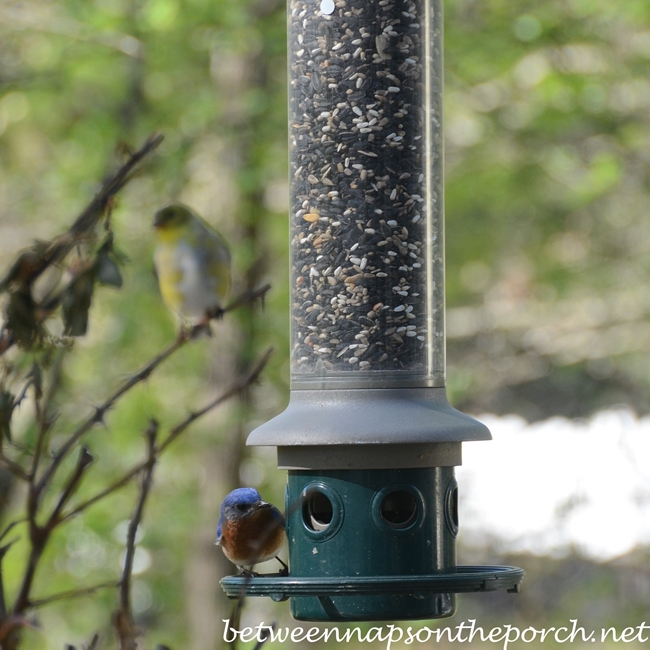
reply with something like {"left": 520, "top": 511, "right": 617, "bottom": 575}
{"left": 221, "top": 0, "right": 523, "bottom": 620}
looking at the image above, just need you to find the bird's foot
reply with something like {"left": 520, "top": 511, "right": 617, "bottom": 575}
{"left": 206, "top": 306, "right": 225, "bottom": 321}
{"left": 239, "top": 568, "right": 260, "bottom": 578}
{"left": 178, "top": 320, "right": 211, "bottom": 341}
{"left": 177, "top": 323, "right": 194, "bottom": 342}
{"left": 276, "top": 556, "right": 289, "bottom": 576}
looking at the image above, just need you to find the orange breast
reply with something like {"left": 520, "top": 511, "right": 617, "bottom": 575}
{"left": 222, "top": 509, "right": 285, "bottom": 566}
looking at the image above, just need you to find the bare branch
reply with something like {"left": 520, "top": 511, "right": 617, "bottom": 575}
{"left": 11, "top": 378, "right": 33, "bottom": 415}
{"left": 0, "top": 520, "right": 24, "bottom": 545}
{"left": 30, "top": 353, "right": 64, "bottom": 482}
{"left": 0, "top": 455, "right": 29, "bottom": 481}
{"left": 120, "top": 421, "right": 156, "bottom": 611}
{"left": 159, "top": 347, "right": 274, "bottom": 453}
{"left": 48, "top": 446, "right": 94, "bottom": 527}
{"left": 0, "top": 133, "right": 164, "bottom": 294}
{"left": 27, "top": 580, "right": 120, "bottom": 609}
{"left": 61, "top": 464, "right": 143, "bottom": 524}
{"left": 29, "top": 410, "right": 59, "bottom": 479}
{"left": 115, "top": 420, "right": 158, "bottom": 650}
{"left": 13, "top": 447, "right": 93, "bottom": 615}
{"left": 0, "top": 541, "right": 18, "bottom": 617}
{"left": 12, "top": 518, "right": 46, "bottom": 615}
{"left": 62, "top": 347, "right": 273, "bottom": 523}
{"left": 71, "top": 133, "right": 163, "bottom": 234}
{"left": 34, "top": 333, "right": 186, "bottom": 499}
{"left": 222, "top": 283, "right": 271, "bottom": 314}
{"left": 29, "top": 352, "right": 65, "bottom": 489}
{"left": 37, "top": 285, "right": 271, "bottom": 506}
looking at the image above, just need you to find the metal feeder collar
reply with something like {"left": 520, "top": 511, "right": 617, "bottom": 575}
{"left": 222, "top": 0, "right": 524, "bottom": 620}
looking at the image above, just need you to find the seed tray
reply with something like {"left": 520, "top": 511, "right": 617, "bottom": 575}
{"left": 221, "top": 565, "right": 525, "bottom": 601}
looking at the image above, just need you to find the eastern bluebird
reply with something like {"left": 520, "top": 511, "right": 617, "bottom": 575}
{"left": 216, "top": 487, "right": 287, "bottom": 575}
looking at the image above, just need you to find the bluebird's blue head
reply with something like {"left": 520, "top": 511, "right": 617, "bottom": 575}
{"left": 217, "top": 487, "right": 263, "bottom": 543}
{"left": 222, "top": 487, "right": 262, "bottom": 513}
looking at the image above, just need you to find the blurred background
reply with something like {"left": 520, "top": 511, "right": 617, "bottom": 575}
{"left": 0, "top": 0, "right": 649, "bottom": 647}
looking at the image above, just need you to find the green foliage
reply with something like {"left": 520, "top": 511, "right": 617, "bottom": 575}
{"left": 444, "top": 0, "right": 650, "bottom": 415}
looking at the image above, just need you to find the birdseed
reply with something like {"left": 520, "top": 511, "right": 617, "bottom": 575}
{"left": 289, "top": 0, "right": 445, "bottom": 388}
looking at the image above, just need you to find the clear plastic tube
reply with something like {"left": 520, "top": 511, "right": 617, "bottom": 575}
{"left": 289, "top": 0, "right": 444, "bottom": 389}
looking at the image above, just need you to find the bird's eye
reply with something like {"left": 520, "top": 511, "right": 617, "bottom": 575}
{"left": 236, "top": 503, "right": 248, "bottom": 512}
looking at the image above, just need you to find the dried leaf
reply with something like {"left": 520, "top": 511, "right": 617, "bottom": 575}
{"left": 5, "top": 288, "right": 47, "bottom": 349}
{"left": 61, "top": 270, "right": 95, "bottom": 337}
{"left": 0, "top": 242, "right": 49, "bottom": 293}
{"left": 95, "top": 254, "right": 123, "bottom": 288}
{"left": 0, "top": 391, "right": 14, "bottom": 441}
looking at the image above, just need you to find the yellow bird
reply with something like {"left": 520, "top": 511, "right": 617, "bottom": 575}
{"left": 153, "top": 204, "right": 231, "bottom": 324}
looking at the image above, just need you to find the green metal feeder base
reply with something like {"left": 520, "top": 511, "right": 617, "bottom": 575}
{"left": 220, "top": 565, "right": 525, "bottom": 621}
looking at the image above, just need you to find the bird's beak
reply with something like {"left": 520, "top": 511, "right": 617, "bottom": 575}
{"left": 241, "top": 501, "right": 272, "bottom": 518}
{"left": 152, "top": 212, "right": 163, "bottom": 229}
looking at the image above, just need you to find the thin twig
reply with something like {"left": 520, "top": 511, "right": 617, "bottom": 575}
{"left": 0, "top": 520, "right": 25, "bottom": 545}
{"left": 30, "top": 410, "right": 59, "bottom": 479}
{"left": 30, "top": 353, "right": 64, "bottom": 482}
{"left": 120, "top": 421, "right": 156, "bottom": 614}
{"left": 11, "top": 378, "right": 33, "bottom": 415}
{"left": 37, "top": 285, "right": 272, "bottom": 504}
{"left": 61, "top": 347, "right": 274, "bottom": 523}
{"left": 0, "top": 455, "right": 29, "bottom": 481}
{"left": 34, "top": 332, "right": 190, "bottom": 499}
{"left": 14, "top": 448, "right": 93, "bottom": 614}
{"left": 0, "top": 133, "right": 164, "bottom": 293}
{"left": 70, "top": 134, "right": 163, "bottom": 235}
{"left": 0, "top": 541, "right": 18, "bottom": 617}
{"left": 47, "top": 446, "right": 94, "bottom": 526}
{"left": 115, "top": 420, "right": 157, "bottom": 650}
{"left": 228, "top": 597, "right": 243, "bottom": 650}
{"left": 27, "top": 580, "right": 120, "bottom": 609}
{"left": 222, "top": 283, "right": 271, "bottom": 313}
{"left": 12, "top": 533, "right": 44, "bottom": 615}
{"left": 61, "top": 464, "right": 143, "bottom": 524}
{"left": 159, "top": 346, "right": 274, "bottom": 453}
